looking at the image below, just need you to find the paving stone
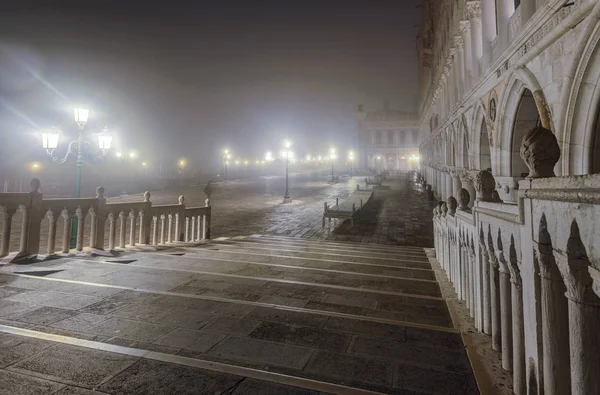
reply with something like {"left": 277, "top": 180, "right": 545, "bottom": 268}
{"left": 212, "top": 302, "right": 256, "bottom": 317}
{"left": 99, "top": 358, "right": 242, "bottom": 394}
{"left": 54, "top": 385, "right": 110, "bottom": 395}
{"left": 405, "top": 327, "right": 464, "bottom": 350}
{"left": 0, "top": 286, "right": 28, "bottom": 299}
{"left": 153, "top": 328, "right": 226, "bottom": 352}
{"left": 153, "top": 309, "right": 215, "bottom": 330}
{"left": 201, "top": 317, "right": 262, "bottom": 336}
{"left": 11, "top": 343, "right": 138, "bottom": 387}
{"left": 321, "top": 293, "right": 378, "bottom": 309}
{"left": 12, "top": 306, "right": 77, "bottom": 325}
{"left": 51, "top": 313, "right": 109, "bottom": 332}
{"left": 77, "top": 299, "right": 130, "bottom": 315}
{"left": 0, "top": 300, "right": 40, "bottom": 319}
{"left": 208, "top": 336, "right": 314, "bottom": 369}
{"left": 350, "top": 335, "right": 470, "bottom": 372}
{"left": 305, "top": 350, "right": 393, "bottom": 386}
{"left": 0, "top": 369, "right": 65, "bottom": 395}
{"left": 246, "top": 307, "right": 328, "bottom": 329}
{"left": 86, "top": 317, "right": 174, "bottom": 342}
{"left": 111, "top": 303, "right": 173, "bottom": 322}
{"left": 394, "top": 362, "right": 478, "bottom": 394}
{"left": 0, "top": 333, "right": 55, "bottom": 368}
{"left": 324, "top": 317, "right": 406, "bottom": 341}
{"left": 248, "top": 321, "right": 351, "bottom": 352}
{"left": 5, "top": 291, "right": 101, "bottom": 310}
{"left": 231, "top": 378, "right": 321, "bottom": 395}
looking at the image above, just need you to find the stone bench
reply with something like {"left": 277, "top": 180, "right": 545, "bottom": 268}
{"left": 323, "top": 188, "right": 374, "bottom": 226}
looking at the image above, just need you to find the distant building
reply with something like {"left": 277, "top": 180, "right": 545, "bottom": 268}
{"left": 355, "top": 101, "right": 420, "bottom": 172}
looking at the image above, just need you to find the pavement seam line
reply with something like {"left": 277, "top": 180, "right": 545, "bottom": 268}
{"left": 246, "top": 236, "right": 427, "bottom": 252}
{"left": 61, "top": 257, "right": 443, "bottom": 298}
{"left": 0, "top": 324, "right": 385, "bottom": 395}
{"left": 215, "top": 239, "right": 428, "bottom": 258}
{"left": 2, "top": 272, "right": 458, "bottom": 333}
{"left": 136, "top": 252, "right": 438, "bottom": 283}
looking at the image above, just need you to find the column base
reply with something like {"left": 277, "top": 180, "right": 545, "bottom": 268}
{"left": 283, "top": 196, "right": 292, "bottom": 203}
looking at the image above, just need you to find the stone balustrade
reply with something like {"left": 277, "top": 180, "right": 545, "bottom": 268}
{"left": 431, "top": 170, "right": 600, "bottom": 395}
{"left": 0, "top": 179, "right": 211, "bottom": 262}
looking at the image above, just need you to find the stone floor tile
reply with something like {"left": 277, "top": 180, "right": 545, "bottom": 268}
{"left": 5, "top": 291, "right": 101, "bottom": 310}
{"left": 10, "top": 343, "right": 138, "bottom": 388}
{"left": 246, "top": 307, "right": 329, "bottom": 329}
{"left": 201, "top": 316, "right": 262, "bottom": 336}
{"left": 111, "top": 303, "right": 173, "bottom": 322}
{"left": 321, "top": 293, "right": 378, "bottom": 309}
{"left": 153, "top": 328, "right": 226, "bottom": 352}
{"left": 99, "top": 358, "right": 242, "bottom": 395}
{"left": 0, "top": 333, "right": 55, "bottom": 368}
{"left": 324, "top": 317, "right": 406, "bottom": 341}
{"left": 248, "top": 321, "right": 351, "bottom": 352}
{"left": 394, "top": 362, "right": 478, "bottom": 394}
{"left": 231, "top": 378, "right": 321, "bottom": 395}
{"left": 86, "top": 317, "right": 174, "bottom": 342}
{"left": 304, "top": 350, "right": 393, "bottom": 386}
{"left": 0, "top": 369, "right": 65, "bottom": 395}
{"left": 51, "top": 313, "right": 109, "bottom": 332}
{"left": 208, "top": 336, "right": 314, "bottom": 369}
{"left": 12, "top": 306, "right": 77, "bottom": 326}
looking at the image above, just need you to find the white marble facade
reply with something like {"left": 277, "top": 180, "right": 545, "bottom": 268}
{"left": 418, "top": 1, "right": 600, "bottom": 394}
{"left": 355, "top": 102, "right": 420, "bottom": 173}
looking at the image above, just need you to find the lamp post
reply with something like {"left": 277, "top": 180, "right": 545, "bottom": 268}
{"left": 41, "top": 107, "right": 112, "bottom": 246}
{"left": 221, "top": 149, "right": 231, "bottom": 180}
{"left": 348, "top": 150, "right": 354, "bottom": 177}
{"left": 330, "top": 148, "right": 336, "bottom": 184}
{"left": 283, "top": 140, "right": 292, "bottom": 203}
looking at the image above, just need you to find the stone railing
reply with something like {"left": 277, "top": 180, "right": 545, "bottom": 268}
{"left": 430, "top": 128, "right": 600, "bottom": 395}
{"left": 0, "top": 179, "right": 211, "bottom": 262}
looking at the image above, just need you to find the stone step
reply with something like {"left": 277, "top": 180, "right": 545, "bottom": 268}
{"left": 124, "top": 252, "right": 441, "bottom": 297}
{"left": 219, "top": 238, "right": 429, "bottom": 260}
{"left": 155, "top": 248, "right": 436, "bottom": 280}
{"left": 244, "top": 235, "right": 427, "bottom": 253}
{"left": 174, "top": 245, "right": 433, "bottom": 271}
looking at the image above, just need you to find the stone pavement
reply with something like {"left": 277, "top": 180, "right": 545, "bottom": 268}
{"left": 0, "top": 174, "right": 478, "bottom": 394}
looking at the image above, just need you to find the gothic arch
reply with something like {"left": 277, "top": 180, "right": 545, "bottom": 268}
{"left": 496, "top": 69, "right": 551, "bottom": 177}
{"left": 472, "top": 102, "right": 492, "bottom": 171}
{"left": 559, "top": 2, "right": 600, "bottom": 175}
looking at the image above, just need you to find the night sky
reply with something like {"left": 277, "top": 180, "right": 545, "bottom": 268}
{"left": 0, "top": 0, "right": 421, "bottom": 171}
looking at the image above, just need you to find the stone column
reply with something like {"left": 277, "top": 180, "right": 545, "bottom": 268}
{"left": 556, "top": 251, "right": 600, "bottom": 395}
{"left": 467, "top": 2, "right": 483, "bottom": 81}
{"left": 480, "top": 0, "right": 496, "bottom": 66}
{"left": 445, "top": 172, "right": 453, "bottom": 201}
{"left": 480, "top": 235, "right": 492, "bottom": 335}
{"left": 537, "top": 245, "right": 571, "bottom": 395}
{"left": 460, "top": 20, "right": 473, "bottom": 89}
{"left": 496, "top": 0, "right": 514, "bottom": 50}
{"left": 454, "top": 36, "right": 465, "bottom": 100}
{"left": 497, "top": 250, "right": 513, "bottom": 372}
{"left": 487, "top": 243, "right": 502, "bottom": 351}
{"left": 509, "top": 259, "right": 525, "bottom": 395}
{"left": 451, "top": 172, "right": 461, "bottom": 198}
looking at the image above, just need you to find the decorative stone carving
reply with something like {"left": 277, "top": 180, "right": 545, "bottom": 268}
{"left": 457, "top": 188, "right": 470, "bottom": 211}
{"left": 459, "top": 20, "right": 471, "bottom": 35}
{"left": 30, "top": 178, "right": 41, "bottom": 193}
{"left": 474, "top": 170, "right": 496, "bottom": 201}
{"left": 441, "top": 202, "right": 448, "bottom": 217}
{"left": 491, "top": 190, "right": 503, "bottom": 203}
{"left": 178, "top": 195, "right": 185, "bottom": 205}
{"left": 447, "top": 196, "right": 457, "bottom": 215}
{"left": 466, "top": 1, "right": 481, "bottom": 20}
{"left": 520, "top": 126, "right": 560, "bottom": 178}
{"left": 143, "top": 191, "right": 151, "bottom": 202}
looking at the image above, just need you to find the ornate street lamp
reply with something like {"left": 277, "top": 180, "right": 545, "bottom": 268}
{"left": 283, "top": 140, "right": 292, "bottom": 203}
{"left": 41, "top": 106, "right": 112, "bottom": 246}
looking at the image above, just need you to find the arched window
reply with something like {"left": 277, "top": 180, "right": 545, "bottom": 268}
{"left": 511, "top": 89, "right": 540, "bottom": 177}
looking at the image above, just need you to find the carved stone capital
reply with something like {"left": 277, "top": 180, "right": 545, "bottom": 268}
{"left": 488, "top": 249, "right": 500, "bottom": 270}
{"left": 447, "top": 196, "right": 457, "bottom": 216}
{"left": 459, "top": 20, "right": 471, "bottom": 35}
{"left": 453, "top": 36, "right": 464, "bottom": 49}
{"left": 466, "top": 1, "right": 481, "bottom": 20}
{"left": 520, "top": 126, "right": 560, "bottom": 178}
{"left": 557, "top": 258, "right": 600, "bottom": 306}
{"left": 589, "top": 266, "right": 600, "bottom": 299}
{"left": 474, "top": 170, "right": 495, "bottom": 202}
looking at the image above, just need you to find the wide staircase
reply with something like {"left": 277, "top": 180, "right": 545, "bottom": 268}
{"left": 0, "top": 236, "right": 478, "bottom": 394}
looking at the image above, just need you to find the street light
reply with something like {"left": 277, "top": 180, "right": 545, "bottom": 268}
{"left": 283, "top": 140, "right": 292, "bottom": 203}
{"left": 330, "top": 148, "right": 336, "bottom": 184}
{"left": 348, "top": 150, "right": 355, "bottom": 177}
{"left": 41, "top": 106, "right": 112, "bottom": 247}
{"left": 221, "top": 149, "right": 231, "bottom": 180}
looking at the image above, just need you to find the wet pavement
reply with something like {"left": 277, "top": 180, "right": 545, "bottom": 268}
{"left": 0, "top": 174, "right": 477, "bottom": 394}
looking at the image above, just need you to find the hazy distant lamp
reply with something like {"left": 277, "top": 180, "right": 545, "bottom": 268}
{"left": 348, "top": 150, "right": 355, "bottom": 177}
{"left": 282, "top": 140, "right": 292, "bottom": 203}
{"left": 129, "top": 151, "right": 136, "bottom": 159}
{"left": 97, "top": 127, "right": 113, "bottom": 154}
{"left": 41, "top": 127, "right": 60, "bottom": 154}
{"left": 330, "top": 148, "right": 336, "bottom": 184}
{"left": 116, "top": 152, "right": 123, "bottom": 158}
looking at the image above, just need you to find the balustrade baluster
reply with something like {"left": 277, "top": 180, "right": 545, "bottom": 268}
{"left": 61, "top": 210, "right": 72, "bottom": 253}
{"left": 0, "top": 208, "right": 15, "bottom": 257}
{"left": 18, "top": 204, "right": 29, "bottom": 255}
{"left": 160, "top": 214, "right": 166, "bottom": 244}
{"left": 138, "top": 211, "right": 145, "bottom": 245}
{"left": 167, "top": 214, "right": 173, "bottom": 243}
{"left": 129, "top": 210, "right": 136, "bottom": 246}
{"left": 47, "top": 210, "right": 57, "bottom": 254}
{"left": 119, "top": 211, "right": 126, "bottom": 248}
{"left": 76, "top": 207, "right": 85, "bottom": 251}
{"left": 152, "top": 215, "right": 158, "bottom": 245}
{"left": 185, "top": 217, "right": 190, "bottom": 242}
{"left": 89, "top": 209, "right": 97, "bottom": 248}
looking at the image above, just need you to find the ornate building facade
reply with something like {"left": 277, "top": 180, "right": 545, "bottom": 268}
{"left": 417, "top": 1, "right": 600, "bottom": 394}
{"left": 355, "top": 102, "right": 420, "bottom": 173}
